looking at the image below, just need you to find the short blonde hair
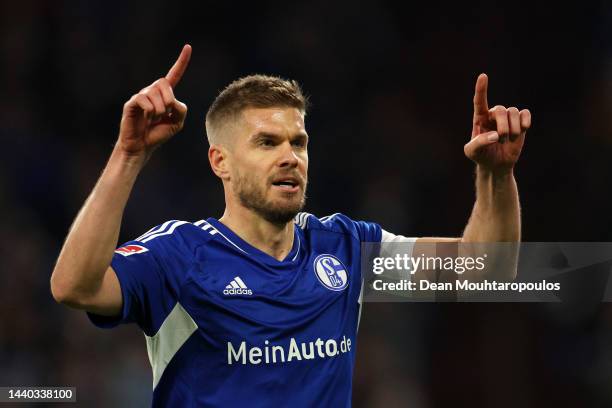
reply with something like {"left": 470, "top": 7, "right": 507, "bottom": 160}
{"left": 205, "top": 74, "right": 308, "bottom": 144}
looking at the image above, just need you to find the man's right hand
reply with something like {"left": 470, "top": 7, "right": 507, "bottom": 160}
{"left": 117, "top": 44, "right": 192, "bottom": 161}
{"left": 50, "top": 45, "right": 192, "bottom": 314}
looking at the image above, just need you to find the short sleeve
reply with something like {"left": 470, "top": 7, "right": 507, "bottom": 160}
{"left": 317, "top": 213, "right": 381, "bottom": 243}
{"left": 380, "top": 229, "right": 417, "bottom": 247}
{"left": 378, "top": 229, "right": 418, "bottom": 281}
{"left": 86, "top": 239, "right": 167, "bottom": 334}
{"left": 354, "top": 220, "right": 382, "bottom": 243}
{"left": 86, "top": 220, "right": 191, "bottom": 335}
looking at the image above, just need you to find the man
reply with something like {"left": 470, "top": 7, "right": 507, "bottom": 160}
{"left": 51, "top": 44, "right": 531, "bottom": 406}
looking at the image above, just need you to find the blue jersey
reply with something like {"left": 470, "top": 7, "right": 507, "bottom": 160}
{"left": 87, "top": 213, "right": 382, "bottom": 407}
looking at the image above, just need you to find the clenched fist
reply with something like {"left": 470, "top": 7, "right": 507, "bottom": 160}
{"left": 464, "top": 73, "right": 531, "bottom": 173}
{"left": 117, "top": 44, "right": 191, "bottom": 160}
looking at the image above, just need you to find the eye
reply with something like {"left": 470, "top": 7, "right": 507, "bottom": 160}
{"left": 291, "top": 139, "right": 307, "bottom": 148}
{"left": 258, "top": 138, "right": 275, "bottom": 147}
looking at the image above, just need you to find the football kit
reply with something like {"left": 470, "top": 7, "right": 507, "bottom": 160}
{"left": 88, "top": 213, "right": 415, "bottom": 407}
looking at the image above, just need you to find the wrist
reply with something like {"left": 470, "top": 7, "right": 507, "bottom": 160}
{"left": 110, "top": 144, "right": 149, "bottom": 170}
{"left": 103, "top": 145, "right": 148, "bottom": 184}
{"left": 477, "top": 165, "right": 514, "bottom": 180}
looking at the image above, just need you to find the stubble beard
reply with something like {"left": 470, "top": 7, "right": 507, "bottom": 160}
{"left": 233, "top": 171, "right": 307, "bottom": 225}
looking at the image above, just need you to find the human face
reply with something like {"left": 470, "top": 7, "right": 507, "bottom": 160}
{"left": 228, "top": 107, "right": 309, "bottom": 225}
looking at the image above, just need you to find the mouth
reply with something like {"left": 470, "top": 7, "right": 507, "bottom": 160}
{"left": 271, "top": 177, "right": 301, "bottom": 193}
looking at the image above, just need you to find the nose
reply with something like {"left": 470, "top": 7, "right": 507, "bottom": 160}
{"left": 278, "top": 141, "right": 299, "bottom": 168}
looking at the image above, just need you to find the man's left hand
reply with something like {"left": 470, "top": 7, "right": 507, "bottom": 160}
{"left": 464, "top": 73, "right": 531, "bottom": 173}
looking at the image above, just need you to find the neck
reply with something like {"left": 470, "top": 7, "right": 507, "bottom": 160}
{"left": 219, "top": 206, "right": 295, "bottom": 261}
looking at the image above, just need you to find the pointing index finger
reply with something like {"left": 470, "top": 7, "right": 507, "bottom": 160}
{"left": 473, "top": 73, "right": 489, "bottom": 117}
{"left": 166, "top": 44, "right": 192, "bottom": 88}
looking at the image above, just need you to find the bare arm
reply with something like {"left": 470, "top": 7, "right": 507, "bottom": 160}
{"left": 50, "top": 149, "right": 144, "bottom": 315}
{"left": 410, "top": 74, "right": 531, "bottom": 283}
{"left": 50, "top": 45, "right": 192, "bottom": 315}
{"left": 461, "top": 73, "right": 529, "bottom": 245}
{"left": 461, "top": 168, "right": 519, "bottom": 241}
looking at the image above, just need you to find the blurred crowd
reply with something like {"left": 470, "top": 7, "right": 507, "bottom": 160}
{"left": 2, "top": 1, "right": 612, "bottom": 406}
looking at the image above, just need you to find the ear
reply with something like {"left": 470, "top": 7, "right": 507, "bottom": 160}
{"left": 208, "top": 144, "right": 231, "bottom": 180}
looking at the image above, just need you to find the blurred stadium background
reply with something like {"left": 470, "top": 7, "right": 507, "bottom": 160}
{"left": 2, "top": 1, "right": 612, "bottom": 406}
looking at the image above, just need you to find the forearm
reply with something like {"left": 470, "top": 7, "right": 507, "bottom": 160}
{"left": 454, "top": 166, "right": 520, "bottom": 282}
{"left": 461, "top": 166, "right": 520, "bottom": 243}
{"left": 51, "top": 147, "right": 145, "bottom": 301}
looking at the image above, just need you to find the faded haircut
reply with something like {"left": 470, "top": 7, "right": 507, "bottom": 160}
{"left": 205, "top": 74, "right": 308, "bottom": 145}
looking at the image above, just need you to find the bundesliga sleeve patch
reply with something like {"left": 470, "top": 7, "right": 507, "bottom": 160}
{"left": 115, "top": 244, "right": 149, "bottom": 256}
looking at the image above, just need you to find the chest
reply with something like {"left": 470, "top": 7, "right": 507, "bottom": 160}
{"left": 179, "top": 237, "right": 363, "bottom": 343}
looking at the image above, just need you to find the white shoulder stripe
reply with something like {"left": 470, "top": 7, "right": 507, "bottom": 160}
{"left": 319, "top": 213, "right": 341, "bottom": 223}
{"left": 141, "top": 221, "right": 188, "bottom": 243}
{"left": 136, "top": 220, "right": 175, "bottom": 242}
{"left": 295, "top": 212, "right": 312, "bottom": 229}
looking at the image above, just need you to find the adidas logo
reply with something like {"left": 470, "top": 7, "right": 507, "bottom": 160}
{"left": 223, "top": 276, "right": 253, "bottom": 296}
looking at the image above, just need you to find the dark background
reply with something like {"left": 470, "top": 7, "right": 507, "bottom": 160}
{"left": 2, "top": 1, "right": 612, "bottom": 406}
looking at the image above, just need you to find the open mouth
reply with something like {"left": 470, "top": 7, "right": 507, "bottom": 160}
{"left": 271, "top": 178, "right": 300, "bottom": 192}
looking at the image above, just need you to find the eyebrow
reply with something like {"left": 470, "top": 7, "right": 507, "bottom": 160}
{"left": 250, "top": 131, "right": 309, "bottom": 142}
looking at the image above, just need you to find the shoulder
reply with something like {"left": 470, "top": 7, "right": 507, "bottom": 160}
{"left": 294, "top": 212, "right": 382, "bottom": 242}
{"left": 295, "top": 212, "right": 354, "bottom": 233}
{"left": 127, "top": 219, "right": 215, "bottom": 253}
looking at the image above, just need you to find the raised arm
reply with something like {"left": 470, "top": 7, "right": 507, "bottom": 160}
{"left": 461, "top": 73, "right": 530, "bottom": 244}
{"left": 50, "top": 45, "right": 191, "bottom": 315}
{"left": 411, "top": 74, "right": 531, "bottom": 282}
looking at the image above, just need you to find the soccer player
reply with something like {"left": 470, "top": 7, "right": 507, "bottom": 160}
{"left": 51, "top": 44, "right": 531, "bottom": 406}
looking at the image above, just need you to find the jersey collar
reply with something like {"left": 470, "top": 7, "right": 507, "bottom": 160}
{"left": 206, "top": 218, "right": 302, "bottom": 265}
